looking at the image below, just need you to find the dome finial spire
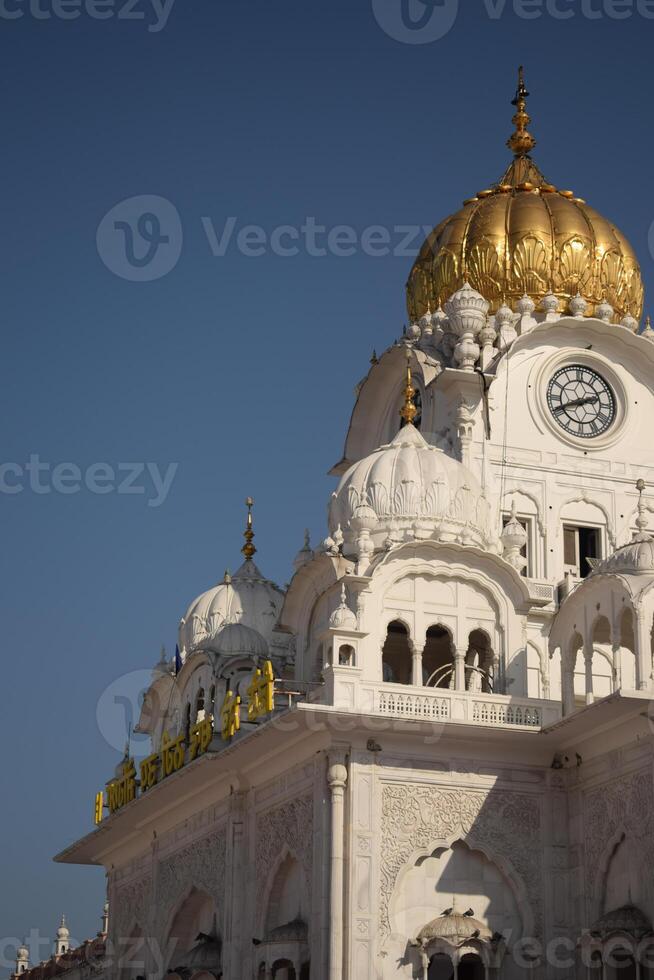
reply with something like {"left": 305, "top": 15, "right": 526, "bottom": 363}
{"left": 507, "top": 65, "right": 536, "bottom": 158}
{"left": 241, "top": 496, "right": 257, "bottom": 561}
{"left": 399, "top": 350, "right": 417, "bottom": 426}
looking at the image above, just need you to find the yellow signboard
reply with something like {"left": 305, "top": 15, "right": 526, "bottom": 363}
{"left": 247, "top": 660, "right": 274, "bottom": 721}
{"left": 94, "top": 662, "right": 277, "bottom": 825}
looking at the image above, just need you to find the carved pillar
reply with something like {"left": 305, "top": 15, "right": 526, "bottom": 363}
{"left": 327, "top": 754, "right": 348, "bottom": 980}
{"left": 455, "top": 398, "right": 474, "bottom": 469}
{"left": 412, "top": 643, "right": 423, "bottom": 687}
{"left": 226, "top": 792, "right": 246, "bottom": 980}
{"left": 562, "top": 663, "right": 576, "bottom": 716}
{"left": 583, "top": 643, "right": 595, "bottom": 705}
{"left": 454, "top": 648, "right": 466, "bottom": 692}
{"left": 635, "top": 608, "right": 652, "bottom": 690}
{"left": 611, "top": 617, "right": 622, "bottom": 690}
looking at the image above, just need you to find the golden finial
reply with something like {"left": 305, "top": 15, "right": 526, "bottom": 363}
{"left": 399, "top": 351, "right": 418, "bottom": 426}
{"left": 241, "top": 496, "right": 256, "bottom": 561}
{"left": 507, "top": 66, "right": 536, "bottom": 158}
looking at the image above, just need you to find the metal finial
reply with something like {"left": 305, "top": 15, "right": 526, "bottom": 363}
{"left": 242, "top": 496, "right": 256, "bottom": 560}
{"left": 507, "top": 65, "right": 536, "bottom": 158}
{"left": 399, "top": 350, "right": 418, "bottom": 426}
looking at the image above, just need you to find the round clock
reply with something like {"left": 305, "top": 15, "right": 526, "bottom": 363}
{"left": 546, "top": 365, "right": 616, "bottom": 438}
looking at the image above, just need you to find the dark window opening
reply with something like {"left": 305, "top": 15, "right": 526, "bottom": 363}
{"left": 564, "top": 524, "right": 601, "bottom": 578}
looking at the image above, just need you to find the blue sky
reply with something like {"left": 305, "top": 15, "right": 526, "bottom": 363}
{"left": 2, "top": 0, "right": 654, "bottom": 961}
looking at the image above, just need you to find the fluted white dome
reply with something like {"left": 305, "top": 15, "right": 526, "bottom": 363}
{"left": 213, "top": 622, "right": 269, "bottom": 658}
{"left": 593, "top": 533, "right": 654, "bottom": 576}
{"left": 329, "top": 424, "right": 495, "bottom": 553}
{"left": 180, "top": 560, "right": 284, "bottom": 654}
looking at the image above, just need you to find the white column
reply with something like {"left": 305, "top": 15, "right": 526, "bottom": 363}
{"left": 412, "top": 643, "right": 423, "bottom": 686}
{"left": 584, "top": 643, "right": 595, "bottom": 705}
{"left": 635, "top": 610, "right": 652, "bottom": 691}
{"left": 562, "top": 663, "right": 576, "bottom": 716}
{"left": 454, "top": 648, "right": 466, "bottom": 691}
{"left": 328, "top": 755, "right": 348, "bottom": 980}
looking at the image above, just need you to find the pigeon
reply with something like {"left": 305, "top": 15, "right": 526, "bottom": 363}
{"left": 463, "top": 909, "right": 475, "bottom": 917}
{"left": 441, "top": 907, "right": 453, "bottom": 916}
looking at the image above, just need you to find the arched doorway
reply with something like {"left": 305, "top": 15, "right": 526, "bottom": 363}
{"left": 382, "top": 621, "right": 412, "bottom": 684}
{"left": 458, "top": 953, "right": 485, "bottom": 979}
{"left": 428, "top": 953, "right": 454, "bottom": 979}
{"left": 605, "top": 948, "right": 637, "bottom": 979}
{"left": 423, "top": 625, "right": 455, "bottom": 688}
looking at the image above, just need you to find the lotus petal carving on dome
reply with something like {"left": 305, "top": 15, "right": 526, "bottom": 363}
{"left": 511, "top": 235, "right": 549, "bottom": 297}
{"left": 367, "top": 481, "right": 389, "bottom": 517}
{"left": 467, "top": 241, "right": 503, "bottom": 305}
{"left": 393, "top": 479, "right": 420, "bottom": 518}
{"left": 558, "top": 237, "right": 593, "bottom": 298}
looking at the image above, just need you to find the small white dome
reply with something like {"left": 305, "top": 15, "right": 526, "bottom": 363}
{"left": 213, "top": 622, "right": 269, "bottom": 658}
{"left": 56, "top": 917, "right": 69, "bottom": 940}
{"left": 329, "top": 424, "right": 494, "bottom": 553}
{"left": 180, "top": 560, "right": 284, "bottom": 653}
{"left": 593, "top": 533, "right": 654, "bottom": 575}
{"left": 329, "top": 584, "right": 357, "bottom": 630}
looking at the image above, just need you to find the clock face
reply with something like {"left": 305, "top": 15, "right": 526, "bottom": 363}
{"left": 546, "top": 365, "right": 616, "bottom": 438}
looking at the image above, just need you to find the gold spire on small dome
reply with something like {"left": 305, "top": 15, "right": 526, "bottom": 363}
{"left": 241, "top": 496, "right": 257, "bottom": 561}
{"left": 399, "top": 351, "right": 418, "bottom": 426}
{"left": 507, "top": 65, "right": 536, "bottom": 158}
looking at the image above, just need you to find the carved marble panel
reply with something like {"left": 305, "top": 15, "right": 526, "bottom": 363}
{"left": 255, "top": 793, "right": 313, "bottom": 922}
{"left": 380, "top": 783, "right": 542, "bottom": 938}
{"left": 583, "top": 768, "right": 654, "bottom": 913}
{"left": 155, "top": 827, "right": 227, "bottom": 930}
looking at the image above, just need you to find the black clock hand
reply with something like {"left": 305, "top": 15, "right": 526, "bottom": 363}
{"left": 553, "top": 395, "right": 599, "bottom": 414}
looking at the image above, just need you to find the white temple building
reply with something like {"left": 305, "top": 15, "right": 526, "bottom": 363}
{"left": 21, "top": 68, "right": 654, "bottom": 979}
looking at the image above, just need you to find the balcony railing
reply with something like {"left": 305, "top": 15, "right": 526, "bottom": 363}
{"left": 323, "top": 668, "right": 561, "bottom": 729}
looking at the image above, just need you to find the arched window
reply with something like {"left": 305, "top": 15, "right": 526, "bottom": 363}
{"left": 382, "top": 621, "right": 412, "bottom": 685}
{"left": 195, "top": 687, "right": 205, "bottom": 721}
{"left": 338, "top": 644, "right": 355, "bottom": 666}
{"left": 422, "top": 625, "right": 455, "bottom": 688}
{"left": 184, "top": 703, "right": 191, "bottom": 743}
{"left": 208, "top": 684, "right": 216, "bottom": 717}
{"left": 466, "top": 628, "right": 493, "bottom": 693}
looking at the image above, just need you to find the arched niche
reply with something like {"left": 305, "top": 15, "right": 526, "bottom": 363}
{"left": 392, "top": 840, "right": 523, "bottom": 948}
{"left": 264, "top": 852, "right": 308, "bottom": 936}
{"left": 166, "top": 888, "right": 216, "bottom": 969}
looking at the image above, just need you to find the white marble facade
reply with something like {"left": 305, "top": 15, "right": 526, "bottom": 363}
{"left": 51, "top": 94, "right": 654, "bottom": 980}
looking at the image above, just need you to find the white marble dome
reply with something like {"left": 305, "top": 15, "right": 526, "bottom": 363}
{"left": 329, "top": 423, "right": 495, "bottom": 553}
{"left": 593, "top": 533, "right": 654, "bottom": 576}
{"left": 179, "top": 560, "right": 284, "bottom": 654}
{"left": 214, "top": 622, "right": 269, "bottom": 659}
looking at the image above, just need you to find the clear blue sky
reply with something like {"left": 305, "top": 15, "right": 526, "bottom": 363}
{"left": 2, "top": 0, "right": 654, "bottom": 961}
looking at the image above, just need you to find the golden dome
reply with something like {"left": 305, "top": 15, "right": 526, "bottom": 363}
{"left": 406, "top": 69, "right": 644, "bottom": 323}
